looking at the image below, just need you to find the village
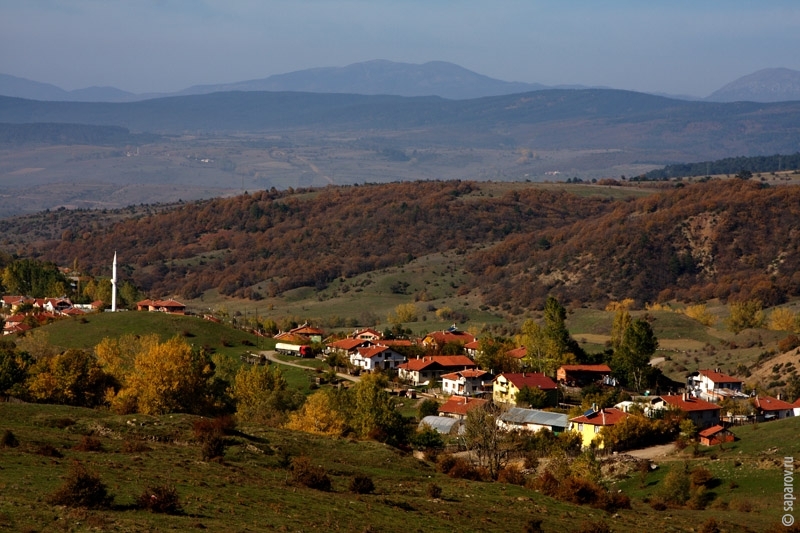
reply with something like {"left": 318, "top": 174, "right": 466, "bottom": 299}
{"left": 275, "top": 321, "right": 800, "bottom": 453}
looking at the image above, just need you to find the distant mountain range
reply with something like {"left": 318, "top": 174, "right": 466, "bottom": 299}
{"left": 3, "top": 60, "right": 798, "bottom": 103}
{"left": 706, "top": 68, "right": 800, "bottom": 103}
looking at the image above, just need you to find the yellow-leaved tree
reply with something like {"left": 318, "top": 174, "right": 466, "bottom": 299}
{"left": 768, "top": 308, "right": 797, "bottom": 332}
{"left": 285, "top": 390, "right": 346, "bottom": 437}
{"left": 102, "top": 336, "right": 216, "bottom": 415}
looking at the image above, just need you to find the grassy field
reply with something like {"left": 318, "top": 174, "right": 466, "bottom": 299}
{"left": 1, "top": 401, "right": 794, "bottom": 533}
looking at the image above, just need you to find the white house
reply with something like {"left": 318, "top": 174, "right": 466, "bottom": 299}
{"left": 350, "top": 345, "right": 406, "bottom": 372}
{"left": 441, "top": 369, "right": 493, "bottom": 397}
{"left": 687, "top": 369, "right": 746, "bottom": 402}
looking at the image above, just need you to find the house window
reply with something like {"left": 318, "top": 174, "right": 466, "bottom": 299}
{"left": 595, "top": 425, "right": 601, "bottom": 433}
{"left": 578, "top": 423, "right": 583, "bottom": 432}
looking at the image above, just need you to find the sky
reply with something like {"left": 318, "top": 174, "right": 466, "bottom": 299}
{"left": 1, "top": 0, "right": 799, "bottom": 97}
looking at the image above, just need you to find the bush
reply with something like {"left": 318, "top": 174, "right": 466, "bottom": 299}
{"left": 436, "top": 453, "right": 457, "bottom": 474}
{"left": 1, "top": 429, "right": 19, "bottom": 448}
{"left": 497, "top": 465, "right": 526, "bottom": 486}
{"left": 348, "top": 474, "right": 375, "bottom": 495}
{"left": 48, "top": 462, "right": 114, "bottom": 509}
{"left": 122, "top": 440, "right": 152, "bottom": 453}
{"left": 136, "top": 484, "right": 182, "bottom": 514}
{"left": 73, "top": 436, "right": 104, "bottom": 452}
{"left": 573, "top": 520, "right": 611, "bottom": 533}
{"left": 699, "top": 517, "right": 721, "bottom": 533}
{"left": 290, "top": 456, "right": 331, "bottom": 491}
{"left": 426, "top": 482, "right": 442, "bottom": 499}
{"left": 690, "top": 465, "right": 715, "bottom": 488}
{"left": 201, "top": 436, "right": 226, "bottom": 461}
{"left": 446, "top": 458, "right": 482, "bottom": 481}
{"left": 35, "top": 443, "right": 63, "bottom": 458}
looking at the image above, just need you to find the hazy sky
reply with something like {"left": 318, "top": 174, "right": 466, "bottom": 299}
{"left": 2, "top": 0, "right": 799, "bottom": 97}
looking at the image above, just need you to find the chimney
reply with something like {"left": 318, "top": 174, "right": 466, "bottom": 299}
{"left": 602, "top": 410, "right": 606, "bottom": 425}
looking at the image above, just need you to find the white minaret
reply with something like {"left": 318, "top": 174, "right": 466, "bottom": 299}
{"left": 111, "top": 251, "right": 117, "bottom": 312}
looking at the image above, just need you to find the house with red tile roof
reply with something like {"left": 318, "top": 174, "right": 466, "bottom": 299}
{"left": 438, "top": 396, "right": 488, "bottom": 420}
{"left": 506, "top": 347, "right": 527, "bottom": 360}
{"left": 699, "top": 425, "right": 735, "bottom": 446}
{"left": 493, "top": 372, "right": 558, "bottom": 406}
{"left": 421, "top": 327, "right": 476, "bottom": 350}
{"left": 350, "top": 345, "right": 406, "bottom": 372}
{"left": 793, "top": 398, "right": 800, "bottom": 418}
{"left": 569, "top": 407, "right": 629, "bottom": 449}
{"left": 652, "top": 394, "right": 721, "bottom": 429}
{"left": 687, "top": 369, "right": 746, "bottom": 402}
{"left": 557, "top": 364, "right": 613, "bottom": 386}
{"left": 441, "top": 369, "right": 494, "bottom": 397}
{"left": 752, "top": 395, "right": 795, "bottom": 421}
{"left": 137, "top": 299, "right": 186, "bottom": 314}
{"left": 326, "top": 338, "right": 375, "bottom": 357}
{"left": 398, "top": 355, "right": 476, "bottom": 386}
{"left": 351, "top": 328, "right": 382, "bottom": 341}
{"left": 1, "top": 296, "right": 34, "bottom": 312}
{"left": 464, "top": 340, "right": 481, "bottom": 359}
{"left": 274, "top": 322, "right": 324, "bottom": 343}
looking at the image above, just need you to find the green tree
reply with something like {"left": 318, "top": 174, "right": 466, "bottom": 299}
{"left": 0, "top": 341, "right": 32, "bottom": 397}
{"left": 232, "top": 364, "right": 301, "bottom": 425}
{"left": 610, "top": 309, "right": 632, "bottom": 352}
{"left": 520, "top": 320, "right": 559, "bottom": 375}
{"left": 611, "top": 318, "right": 658, "bottom": 392}
{"left": 350, "top": 373, "right": 407, "bottom": 445}
{"left": 516, "top": 385, "right": 549, "bottom": 408}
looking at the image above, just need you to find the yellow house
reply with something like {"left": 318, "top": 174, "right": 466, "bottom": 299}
{"left": 492, "top": 372, "right": 558, "bottom": 406}
{"left": 568, "top": 407, "right": 628, "bottom": 449}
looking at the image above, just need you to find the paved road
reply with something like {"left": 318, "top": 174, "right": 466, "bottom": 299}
{"left": 259, "top": 350, "right": 360, "bottom": 382}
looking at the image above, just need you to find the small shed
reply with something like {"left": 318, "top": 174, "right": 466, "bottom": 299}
{"left": 698, "top": 425, "right": 735, "bottom": 446}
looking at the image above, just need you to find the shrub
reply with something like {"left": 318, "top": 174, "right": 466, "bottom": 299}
{"left": 47, "top": 462, "right": 114, "bottom": 509}
{"left": 348, "top": 474, "right": 375, "bottom": 495}
{"left": 1, "top": 429, "right": 19, "bottom": 448}
{"left": 73, "top": 436, "right": 104, "bottom": 452}
{"left": 699, "top": 517, "right": 721, "bottom": 533}
{"left": 690, "top": 465, "right": 715, "bottom": 488}
{"left": 122, "top": 440, "right": 152, "bottom": 453}
{"left": 524, "top": 518, "right": 544, "bottom": 533}
{"left": 436, "top": 453, "right": 457, "bottom": 474}
{"left": 426, "top": 482, "right": 442, "bottom": 499}
{"left": 136, "top": 484, "right": 182, "bottom": 514}
{"left": 201, "top": 436, "right": 226, "bottom": 461}
{"left": 446, "top": 458, "right": 482, "bottom": 481}
{"left": 290, "top": 456, "right": 332, "bottom": 491}
{"left": 573, "top": 520, "right": 611, "bottom": 533}
{"left": 35, "top": 443, "right": 63, "bottom": 458}
{"left": 497, "top": 465, "right": 526, "bottom": 486}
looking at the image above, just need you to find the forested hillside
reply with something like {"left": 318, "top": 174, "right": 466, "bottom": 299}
{"left": 4, "top": 179, "right": 799, "bottom": 312}
{"left": 469, "top": 180, "right": 800, "bottom": 308}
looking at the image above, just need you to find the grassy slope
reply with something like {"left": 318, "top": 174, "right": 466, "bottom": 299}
{"left": 0, "top": 401, "right": 792, "bottom": 532}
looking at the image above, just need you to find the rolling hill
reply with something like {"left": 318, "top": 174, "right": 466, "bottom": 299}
{"left": 5, "top": 179, "right": 800, "bottom": 317}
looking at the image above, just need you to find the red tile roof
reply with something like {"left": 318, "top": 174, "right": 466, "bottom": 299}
{"left": 399, "top": 355, "right": 476, "bottom": 372}
{"left": 328, "top": 338, "right": 371, "bottom": 351}
{"left": 698, "top": 369, "right": 742, "bottom": 384}
{"left": 424, "top": 330, "right": 476, "bottom": 345}
{"left": 465, "top": 340, "right": 480, "bottom": 350}
{"left": 659, "top": 395, "right": 721, "bottom": 412}
{"left": 569, "top": 407, "right": 628, "bottom": 426}
{"left": 439, "top": 396, "right": 488, "bottom": 416}
{"left": 496, "top": 372, "right": 557, "bottom": 391}
{"left": 753, "top": 395, "right": 795, "bottom": 411}
{"left": 560, "top": 364, "right": 612, "bottom": 373}
{"left": 357, "top": 346, "right": 395, "bottom": 359}
{"left": 698, "top": 425, "right": 728, "bottom": 438}
{"left": 441, "top": 369, "right": 490, "bottom": 381}
{"left": 507, "top": 347, "right": 527, "bottom": 359}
